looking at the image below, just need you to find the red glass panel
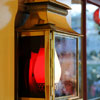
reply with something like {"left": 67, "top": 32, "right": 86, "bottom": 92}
{"left": 18, "top": 36, "right": 45, "bottom": 98}
{"left": 34, "top": 48, "right": 45, "bottom": 83}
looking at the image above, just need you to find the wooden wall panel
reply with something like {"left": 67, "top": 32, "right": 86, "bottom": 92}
{"left": 0, "top": 0, "right": 18, "bottom": 100}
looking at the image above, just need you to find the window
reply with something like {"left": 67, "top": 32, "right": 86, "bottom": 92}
{"left": 86, "top": 4, "right": 100, "bottom": 100}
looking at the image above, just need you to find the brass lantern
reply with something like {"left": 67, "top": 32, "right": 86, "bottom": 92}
{"left": 16, "top": 0, "right": 82, "bottom": 100}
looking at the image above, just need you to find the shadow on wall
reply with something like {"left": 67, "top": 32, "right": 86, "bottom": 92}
{"left": 15, "top": 0, "right": 29, "bottom": 28}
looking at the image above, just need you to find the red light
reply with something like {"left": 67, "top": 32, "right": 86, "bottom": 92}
{"left": 94, "top": 8, "right": 100, "bottom": 25}
{"left": 34, "top": 48, "right": 45, "bottom": 83}
{"left": 29, "top": 52, "right": 38, "bottom": 90}
{"left": 29, "top": 48, "right": 45, "bottom": 90}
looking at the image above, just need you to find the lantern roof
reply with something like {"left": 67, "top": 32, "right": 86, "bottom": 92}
{"left": 17, "top": 0, "right": 82, "bottom": 36}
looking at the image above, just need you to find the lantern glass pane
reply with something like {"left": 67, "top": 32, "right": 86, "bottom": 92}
{"left": 54, "top": 34, "right": 77, "bottom": 97}
{"left": 18, "top": 36, "right": 45, "bottom": 98}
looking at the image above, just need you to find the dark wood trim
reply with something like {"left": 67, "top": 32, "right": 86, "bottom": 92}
{"left": 81, "top": 0, "right": 87, "bottom": 100}
{"left": 87, "top": 0, "right": 100, "bottom": 7}
{"left": 15, "top": 31, "right": 20, "bottom": 100}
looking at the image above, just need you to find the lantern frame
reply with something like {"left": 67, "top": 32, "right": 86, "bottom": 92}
{"left": 16, "top": 27, "right": 81, "bottom": 100}
{"left": 15, "top": 0, "right": 83, "bottom": 100}
{"left": 51, "top": 32, "right": 80, "bottom": 100}
{"left": 16, "top": 30, "right": 51, "bottom": 100}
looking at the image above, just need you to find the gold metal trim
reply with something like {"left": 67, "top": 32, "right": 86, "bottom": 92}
{"left": 24, "top": 0, "right": 71, "bottom": 10}
{"left": 76, "top": 38, "right": 79, "bottom": 97}
{"left": 20, "top": 98, "right": 45, "bottom": 100}
{"left": 50, "top": 31, "right": 55, "bottom": 100}
{"left": 45, "top": 30, "right": 51, "bottom": 100}
{"left": 25, "top": 3, "right": 68, "bottom": 16}
{"left": 21, "top": 31, "right": 45, "bottom": 37}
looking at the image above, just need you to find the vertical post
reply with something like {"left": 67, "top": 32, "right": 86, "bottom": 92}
{"left": 15, "top": 32, "right": 19, "bottom": 100}
{"left": 45, "top": 31, "right": 50, "bottom": 100}
{"left": 81, "top": 0, "right": 87, "bottom": 100}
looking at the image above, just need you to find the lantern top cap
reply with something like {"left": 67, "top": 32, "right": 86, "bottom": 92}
{"left": 24, "top": 0, "right": 71, "bottom": 10}
{"left": 16, "top": 0, "right": 82, "bottom": 37}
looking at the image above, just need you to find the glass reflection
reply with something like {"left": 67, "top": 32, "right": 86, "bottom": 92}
{"left": 71, "top": 0, "right": 82, "bottom": 34}
{"left": 18, "top": 36, "right": 45, "bottom": 98}
{"left": 55, "top": 35, "right": 77, "bottom": 97}
{"left": 71, "top": 0, "right": 82, "bottom": 97}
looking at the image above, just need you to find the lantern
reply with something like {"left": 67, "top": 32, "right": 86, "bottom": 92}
{"left": 16, "top": 0, "right": 82, "bottom": 100}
